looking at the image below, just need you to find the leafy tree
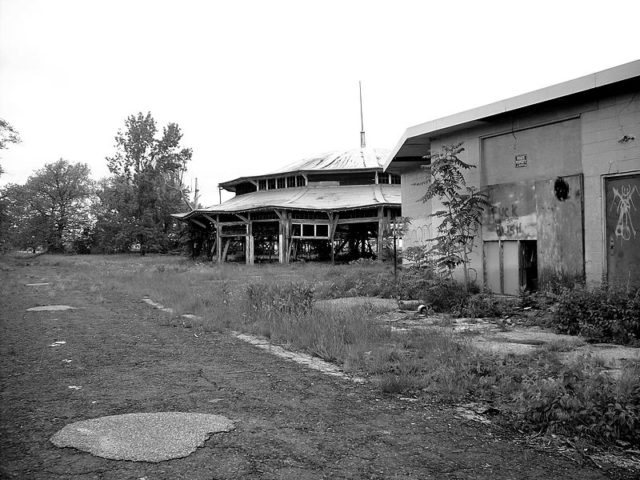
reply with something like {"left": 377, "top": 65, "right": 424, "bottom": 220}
{"left": 0, "top": 118, "right": 22, "bottom": 178}
{"left": 0, "top": 160, "right": 94, "bottom": 252}
{"left": 419, "top": 143, "right": 488, "bottom": 289}
{"left": 95, "top": 112, "right": 192, "bottom": 253}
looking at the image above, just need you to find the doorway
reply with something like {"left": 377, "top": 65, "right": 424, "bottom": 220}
{"left": 484, "top": 240, "right": 538, "bottom": 295}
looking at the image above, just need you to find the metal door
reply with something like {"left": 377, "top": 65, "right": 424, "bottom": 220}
{"left": 605, "top": 173, "right": 640, "bottom": 287}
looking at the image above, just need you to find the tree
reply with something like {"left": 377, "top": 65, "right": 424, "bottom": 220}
{"left": 0, "top": 118, "right": 22, "bottom": 178}
{"left": 419, "top": 143, "right": 488, "bottom": 289}
{"left": 95, "top": 112, "right": 192, "bottom": 253}
{"left": 0, "top": 160, "right": 94, "bottom": 252}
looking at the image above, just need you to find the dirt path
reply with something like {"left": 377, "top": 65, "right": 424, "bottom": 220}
{"left": 0, "top": 260, "right": 623, "bottom": 479}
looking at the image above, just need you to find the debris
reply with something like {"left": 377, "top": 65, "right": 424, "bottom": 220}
{"left": 397, "top": 300, "right": 425, "bottom": 311}
{"left": 68, "top": 386, "right": 82, "bottom": 390}
{"left": 49, "top": 341, "right": 66, "bottom": 347}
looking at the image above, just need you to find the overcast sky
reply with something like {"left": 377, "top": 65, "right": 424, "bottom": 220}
{"left": 1, "top": 0, "right": 639, "bottom": 205}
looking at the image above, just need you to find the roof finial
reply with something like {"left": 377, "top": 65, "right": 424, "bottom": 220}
{"left": 359, "top": 81, "right": 366, "bottom": 149}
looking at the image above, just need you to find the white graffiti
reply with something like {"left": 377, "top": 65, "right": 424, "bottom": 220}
{"left": 612, "top": 184, "right": 638, "bottom": 241}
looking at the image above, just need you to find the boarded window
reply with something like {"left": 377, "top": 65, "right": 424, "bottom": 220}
{"left": 296, "top": 176, "right": 306, "bottom": 187}
{"left": 258, "top": 179, "right": 267, "bottom": 190}
{"left": 277, "top": 177, "right": 285, "bottom": 188}
{"left": 267, "top": 178, "right": 276, "bottom": 190}
{"left": 287, "top": 176, "right": 296, "bottom": 187}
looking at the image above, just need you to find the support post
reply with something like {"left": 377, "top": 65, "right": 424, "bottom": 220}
{"left": 216, "top": 215, "right": 222, "bottom": 263}
{"left": 246, "top": 215, "right": 254, "bottom": 265}
{"left": 377, "top": 206, "right": 385, "bottom": 257}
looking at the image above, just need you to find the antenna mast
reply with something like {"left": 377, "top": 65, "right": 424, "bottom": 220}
{"left": 193, "top": 177, "right": 199, "bottom": 209}
{"left": 359, "top": 81, "right": 366, "bottom": 148}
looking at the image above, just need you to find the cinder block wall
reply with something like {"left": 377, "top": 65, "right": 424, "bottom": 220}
{"left": 399, "top": 84, "right": 640, "bottom": 288}
{"left": 400, "top": 165, "right": 432, "bottom": 252}
{"left": 581, "top": 91, "right": 640, "bottom": 284}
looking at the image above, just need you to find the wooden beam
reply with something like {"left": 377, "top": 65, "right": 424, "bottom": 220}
{"left": 274, "top": 209, "right": 285, "bottom": 221}
{"left": 336, "top": 217, "right": 379, "bottom": 225}
{"left": 190, "top": 218, "right": 208, "bottom": 229}
{"left": 222, "top": 239, "right": 230, "bottom": 263}
{"left": 235, "top": 213, "right": 249, "bottom": 223}
{"left": 203, "top": 214, "right": 217, "bottom": 225}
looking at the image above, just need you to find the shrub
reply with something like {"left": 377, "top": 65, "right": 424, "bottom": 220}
{"left": 510, "top": 360, "right": 640, "bottom": 447}
{"left": 423, "top": 279, "right": 473, "bottom": 313}
{"left": 458, "top": 293, "right": 515, "bottom": 318}
{"left": 555, "top": 286, "right": 640, "bottom": 345}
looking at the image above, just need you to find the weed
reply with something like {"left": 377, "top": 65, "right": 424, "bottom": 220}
{"left": 555, "top": 285, "right": 640, "bottom": 345}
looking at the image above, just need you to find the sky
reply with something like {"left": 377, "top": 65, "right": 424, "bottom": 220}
{"left": 1, "top": 0, "right": 639, "bottom": 206}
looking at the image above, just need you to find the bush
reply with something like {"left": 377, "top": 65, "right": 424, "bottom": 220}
{"left": 510, "top": 360, "right": 640, "bottom": 447}
{"left": 459, "top": 293, "right": 515, "bottom": 318}
{"left": 555, "top": 286, "right": 640, "bottom": 345}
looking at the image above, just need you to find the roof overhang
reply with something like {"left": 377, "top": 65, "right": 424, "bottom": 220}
{"left": 173, "top": 184, "right": 401, "bottom": 220}
{"left": 383, "top": 59, "right": 640, "bottom": 171}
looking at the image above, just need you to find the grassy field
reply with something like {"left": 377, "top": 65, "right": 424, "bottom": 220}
{"left": 18, "top": 253, "right": 640, "bottom": 452}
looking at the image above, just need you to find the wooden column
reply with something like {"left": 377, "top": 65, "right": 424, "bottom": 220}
{"left": 328, "top": 212, "right": 339, "bottom": 264}
{"left": 377, "top": 206, "right": 385, "bottom": 256}
{"left": 216, "top": 215, "right": 222, "bottom": 263}
{"left": 275, "top": 210, "right": 284, "bottom": 263}
{"left": 246, "top": 214, "right": 254, "bottom": 265}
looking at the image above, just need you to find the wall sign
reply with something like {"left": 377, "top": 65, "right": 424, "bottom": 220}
{"left": 515, "top": 154, "right": 528, "bottom": 168}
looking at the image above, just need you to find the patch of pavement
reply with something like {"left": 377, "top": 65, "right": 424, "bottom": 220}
{"left": 50, "top": 412, "right": 235, "bottom": 462}
{"left": 141, "top": 298, "right": 174, "bottom": 313}
{"left": 231, "top": 332, "right": 366, "bottom": 384}
{"left": 315, "top": 297, "right": 397, "bottom": 312}
{"left": 26, "top": 305, "right": 75, "bottom": 312}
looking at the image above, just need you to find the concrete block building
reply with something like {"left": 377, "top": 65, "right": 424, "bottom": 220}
{"left": 384, "top": 61, "right": 640, "bottom": 292}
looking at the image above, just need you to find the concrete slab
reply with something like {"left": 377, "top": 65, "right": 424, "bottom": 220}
{"left": 316, "top": 297, "right": 397, "bottom": 312}
{"left": 50, "top": 412, "right": 235, "bottom": 462}
{"left": 27, "top": 305, "right": 75, "bottom": 312}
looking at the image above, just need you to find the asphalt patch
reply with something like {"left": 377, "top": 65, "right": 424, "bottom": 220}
{"left": 50, "top": 412, "right": 235, "bottom": 462}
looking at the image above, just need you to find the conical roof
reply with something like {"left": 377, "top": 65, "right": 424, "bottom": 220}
{"left": 267, "top": 147, "right": 390, "bottom": 175}
{"left": 219, "top": 147, "right": 390, "bottom": 190}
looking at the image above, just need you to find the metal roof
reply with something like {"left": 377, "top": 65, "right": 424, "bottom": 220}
{"left": 270, "top": 147, "right": 389, "bottom": 173}
{"left": 220, "top": 147, "right": 389, "bottom": 189}
{"left": 383, "top": 59, "right": 640, "bottom": 170}
{"left": 174, "top": 184, "right": 400, "bottom": 219}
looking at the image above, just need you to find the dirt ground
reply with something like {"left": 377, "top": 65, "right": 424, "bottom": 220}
{"left": 0, "top": 258, "right": 635, "bottom": 479}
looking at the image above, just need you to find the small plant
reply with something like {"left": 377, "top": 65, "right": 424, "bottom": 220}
{"left": 246, "top": 282, "right": 314, "bottom": 317}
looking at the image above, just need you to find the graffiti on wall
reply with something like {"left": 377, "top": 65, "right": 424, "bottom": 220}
{"left": 611, "top": 184, "right": 638, "bottom": 241}
{"left": 482, "top": 181, "right": 537, "bottom": 241}
{"left": 405, "top": 224, "right": 431, "bottom": 246}
{"left": 487, "top": 204, "right": 525, "bottom": 237}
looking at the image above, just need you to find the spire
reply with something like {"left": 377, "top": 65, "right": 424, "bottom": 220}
{"left": 359, "top": 81, "right": 366, "bottom": 149}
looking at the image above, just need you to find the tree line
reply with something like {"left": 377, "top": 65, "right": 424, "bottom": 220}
{"left": 0, "top": 113, "right": 193, "bottom": 254}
